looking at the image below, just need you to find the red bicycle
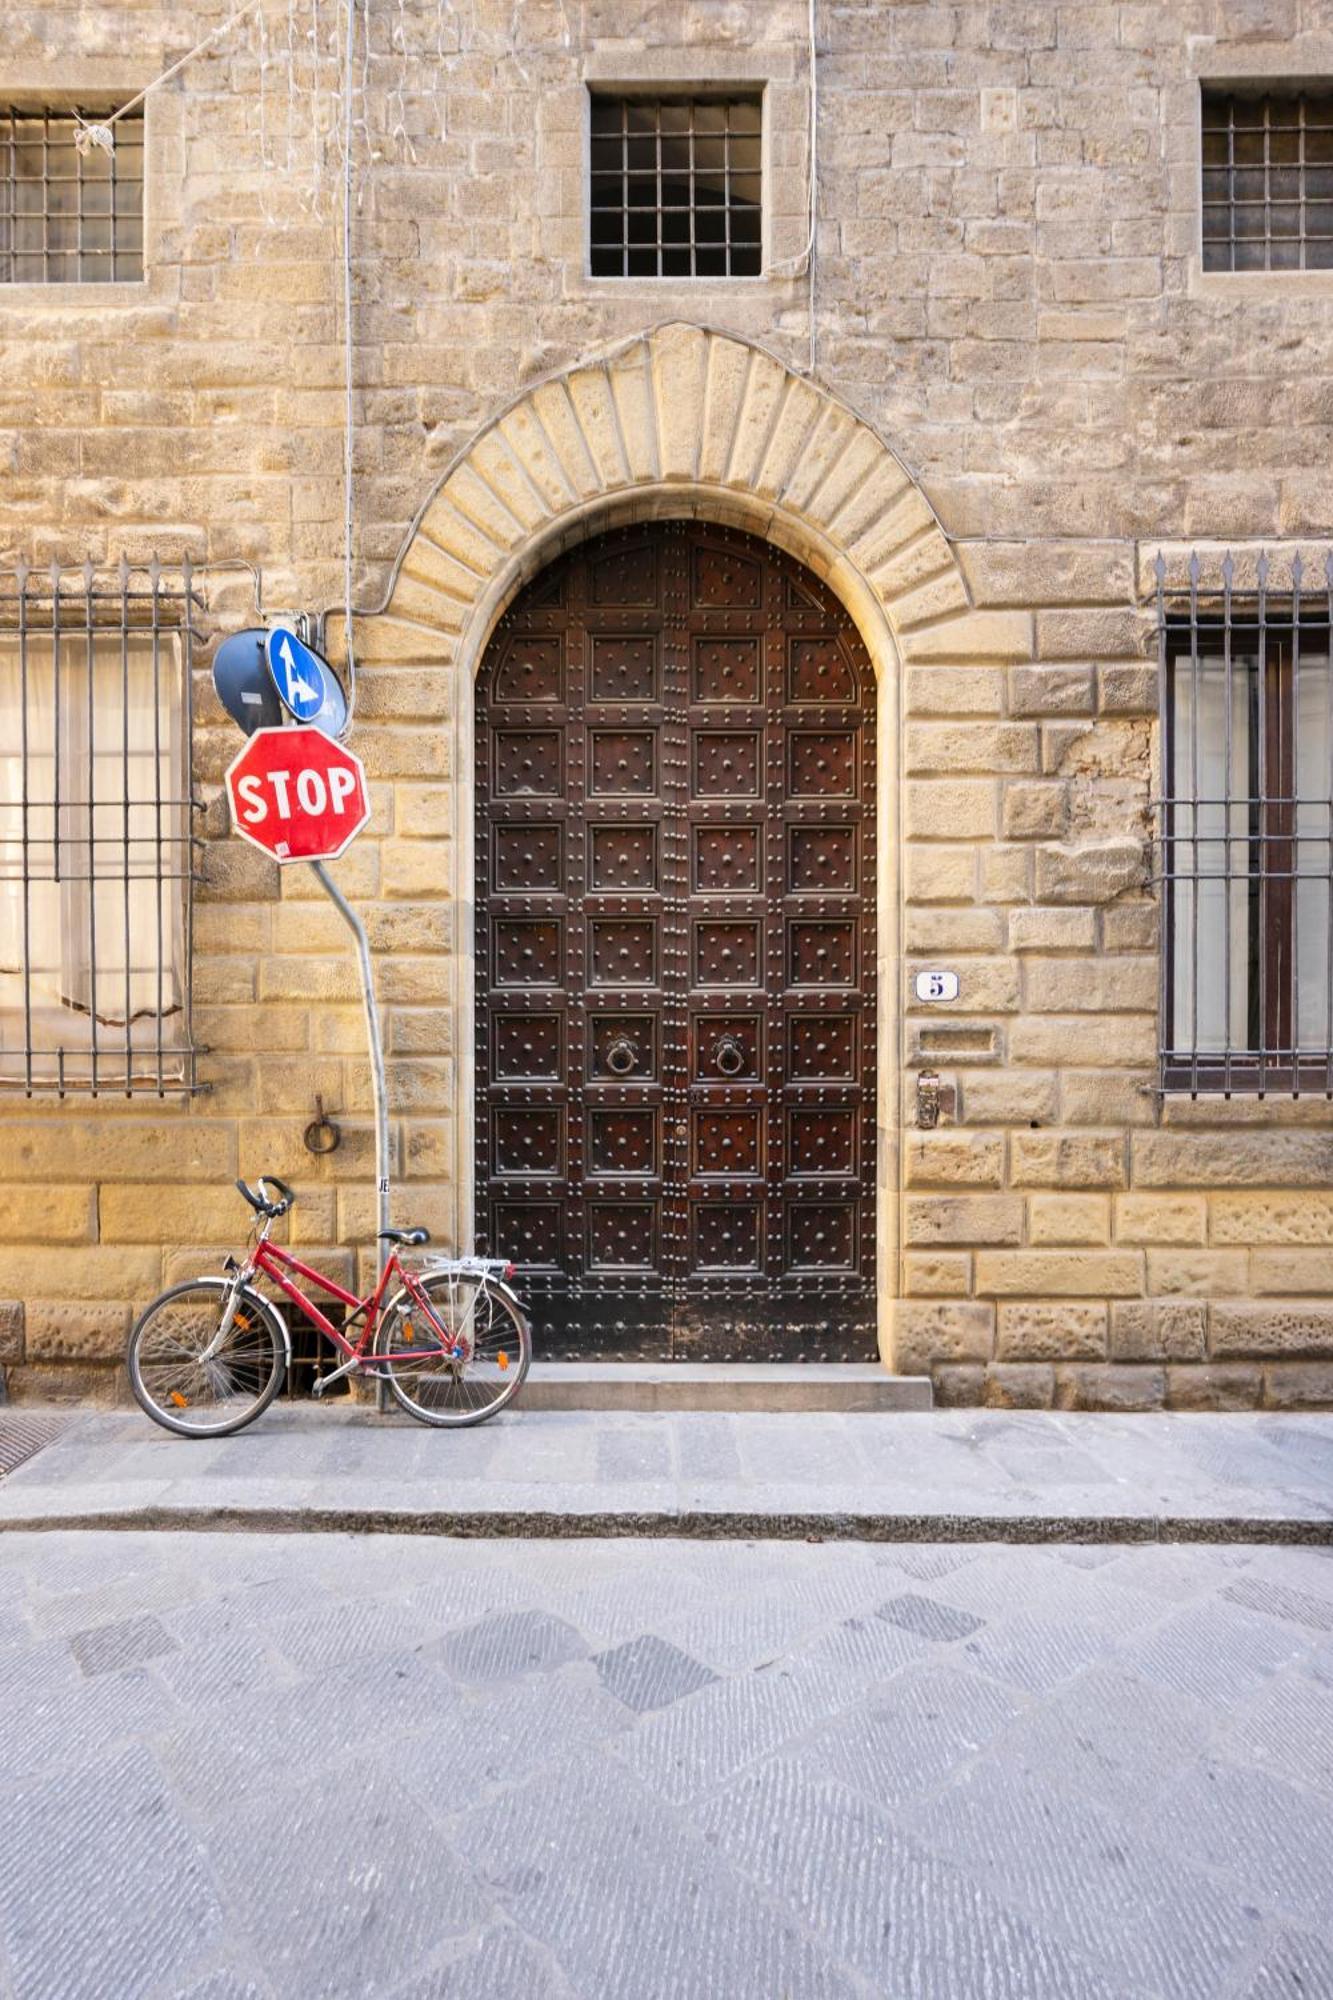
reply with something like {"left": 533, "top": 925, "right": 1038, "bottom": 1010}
{"left": 126, "top": 1176, "right": 532, "bottom": 1437}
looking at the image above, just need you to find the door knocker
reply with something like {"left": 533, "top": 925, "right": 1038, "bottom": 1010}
{"left": 713, "top": 1033, "right": 745, "bottom": 1077}
{"left": 606, "top": 1036, "right": 639, "bottom": 1076}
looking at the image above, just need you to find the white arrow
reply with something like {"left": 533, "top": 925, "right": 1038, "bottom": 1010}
{"left": 278, "top": 635, "right": 318, "bottom": 709}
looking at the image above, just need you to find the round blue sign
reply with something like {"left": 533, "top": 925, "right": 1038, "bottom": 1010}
{"left": 266, "top": 626, "right": 333, "bottom": 723}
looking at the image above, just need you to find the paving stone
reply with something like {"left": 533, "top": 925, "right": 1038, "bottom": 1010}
{"left": 594, "top": 1634, "right": 716, "bottom": 1713}
{"left": 1118, "top": 1601, "right": 1306, "bottom": 1708}
{"left": 209, "top": 1760, "right": 487, "bottom": 2000}
{"left": 959, "top": 1611, "right": 1110, "bottom": 1695}
{"left": 0, "top": 1746, "right": 224, "bottom": 2000}
{"left": 389, "top": 1925, "right": 576, "bottom": 2000}
{"left": 700, "top": 1759, "right": 1126, "bottom": 2000}
{"left": 876, "top": 1592, "right": 985, "bottom": 1643}
{"left": 792, "top": 1662, "right": 1023, "bottom": 1810}
{"left": 68, "top": 1612, "right": 179, "bottom": 1677}
{"left": 796, "top": 1607, "right": 932, "bottom": 1688}
{"left": 393, "top": 1666, "right": 631, "bottom": 1816}
{"left": 462, "top": 1753, "right": 860, "bottom": 2000}
{"left": 169, "top": 1975, "right": 270, "bottom": 2000}
{"left": 1223, "top": 1574, "right": 1333, "bottom": 1632}
{"left": 437, "top": 1609, "right": 586, "bottom": 1684}
{"left": 266, "top": 1597, "right": 432, "bottom": 1672}
{"left": 995, "top": 1663, "right": 1214, "bottom": 1819}
{"left": 1153, "top": 1761, "right": 1333, "bottom": 1929}
{"left": 904, "top": 1758, "right": 1264, "bottom": 1996}
{"left": 618, "top": 1659, "right": 850, "bottom": 1806}
{"left": 1226, "top": 1670, "right": 1333, "bottom": 1793}
{"left": 1239, "top": 1926, "right": 1333, "bottom": 2000}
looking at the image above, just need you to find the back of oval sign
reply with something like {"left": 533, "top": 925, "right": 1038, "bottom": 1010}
{"left": 212, "top": 630, "right": 285, "bottom": 736}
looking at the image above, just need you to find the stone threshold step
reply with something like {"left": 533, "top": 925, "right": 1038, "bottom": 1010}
{"left": 519, "top": 1363, "right": 933, "bottom": 1412}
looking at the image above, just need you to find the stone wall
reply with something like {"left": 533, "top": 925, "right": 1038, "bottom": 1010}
{"left": 2, "top": 0, "right": 1333, "bottom": 1407}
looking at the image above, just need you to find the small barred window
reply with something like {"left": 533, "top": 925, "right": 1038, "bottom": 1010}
{"left": 0, "top": 108, "right": 144, "bottom": 284}
{"left": 1202, "top": 89, "right": 1333, "bottom": 273}
{"left": 589, "top": 94, "right": 762, "bottom": 279}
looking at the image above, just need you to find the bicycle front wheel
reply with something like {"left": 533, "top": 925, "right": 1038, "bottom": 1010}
{"left": 127, "top": 1279, "right": 286, "bottom": 1438}
{"left": 375, "top": 1273, "right": 531, "bottom": 1428}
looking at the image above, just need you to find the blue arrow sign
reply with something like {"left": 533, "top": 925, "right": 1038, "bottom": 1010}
{"left": 266, "top": 626, "right": 334, "bottom": 724}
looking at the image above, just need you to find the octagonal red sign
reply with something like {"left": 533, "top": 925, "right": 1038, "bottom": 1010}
{"left": 225, "top": 725, "right": 370, "bottom": 864}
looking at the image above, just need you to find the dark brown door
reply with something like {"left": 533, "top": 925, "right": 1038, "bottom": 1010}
{"left": 475, "top": 522, "right": 877, "bottom": 1360}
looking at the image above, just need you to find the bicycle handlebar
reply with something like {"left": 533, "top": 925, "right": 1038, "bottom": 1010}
{"left": 235, "top": 1176, "right": 297, "bottom": 1219}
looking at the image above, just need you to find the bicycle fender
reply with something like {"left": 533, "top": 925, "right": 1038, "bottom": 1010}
{"left": 242, "top": 1283, "right": 291, "bottom": 1365}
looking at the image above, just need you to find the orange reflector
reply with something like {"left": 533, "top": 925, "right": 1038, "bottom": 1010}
{"left": 403, "top": 1320, "right": 415, "bottom": 1344}
{"left": 497, "top": 1351, "right": 509, "bottom": 1371}
{"left": 170, "top": 1392, "right": 189, "bottom": 1408}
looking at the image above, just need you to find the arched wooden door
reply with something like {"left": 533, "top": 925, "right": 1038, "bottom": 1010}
{"left": 475, "top": 521, "right": 877, "bottom": 1360}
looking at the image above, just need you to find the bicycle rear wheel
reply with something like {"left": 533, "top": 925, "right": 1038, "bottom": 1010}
{"left": 127, "top": 1278, "right": 286, "bottom": 1438}
{"left": 375, "top": 1272, "right": 531, "bottom": 1428}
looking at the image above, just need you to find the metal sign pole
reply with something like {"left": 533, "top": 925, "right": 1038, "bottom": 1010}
{"left": 309, "top": 859, "right": 391, "bottom": 1409}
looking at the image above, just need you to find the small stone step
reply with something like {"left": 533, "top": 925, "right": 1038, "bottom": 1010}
{"left": 520, "top": 1363, "right": 933, "bottom": 1413}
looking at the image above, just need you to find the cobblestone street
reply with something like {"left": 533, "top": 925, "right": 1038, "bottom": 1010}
{"left": 2, "top": 1528, "right": 1332, "bottom": 1999}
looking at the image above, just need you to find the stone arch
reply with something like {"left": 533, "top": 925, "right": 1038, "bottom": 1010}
{"left": 354, "top": 324, "right": 985, "bottom": 1365}
{"left": 371, "top": 321, "right": 971, "bottom": 673}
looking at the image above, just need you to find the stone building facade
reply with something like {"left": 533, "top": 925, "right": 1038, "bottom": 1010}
{"left": 2, "top": 0, "right": 1333, "bottom": 1408}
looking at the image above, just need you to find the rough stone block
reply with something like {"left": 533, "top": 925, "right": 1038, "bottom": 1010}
{"left": 1262, "top": 1363, "right": 1333, "bottom": 1409}
{"left": 0, "top": 1300, "right": 23, "bottom": 1365}
{"left": 1003, "top": 782, "right": 1068, "bottom": 839}
{"left": 902, "top": 1252, "right": 973, "bottom": 1296}
{"left": 1011, "top": 1133, "right": 1127, "bottom": 1188}
{"left": 1146, "top": 1249, "right": 1249, "bottom": 1296}
{"left": 1028, "top": 1194, "right": 1111, "bottom": 1245}
{"left": 983, "top": 1362, "right": 1056, "bottom": 1408}
{"left": 905, "top": 1195, "right": 1024, "bottom": 1246}
{"left": 1009, "top": 665, "right": 1095, "bottom": 716}
{"left": 1110, "top": 1300, "right": 1207, "bottom": 1363}
{"left": 1166, "top": 1364, "right": 1261, "bottom": 1411}
{"left": 976, "top": 1250, "right": 1143, "bottom": 1296}
{"left": 1034, "top": 841, "right": 1146, "bottom": 904}
{"left": 1054, "top": 1364, "right": 1167, "bottom": 1412}
{"left": 959, "top": 1069, "right": 1058, "bottom": 1124}
{"left": 904, "top": 1132, "right": 1005, "bottom": 1188}
{"left": 1007, "top": 908, "right": 1096, "bottom": 952}
{"left": 996, "top": 1301, "right": 1107, "bottom": 1360}
{"left": 1114, "top": 1195, "right": 1206, "bottom": 1245}
{"left": 889, "top": 1300, "right": 994, "bottom": 1372}
{"left": 930, "top": 1363, "right": 987, "bottom": 1406}
{"left": 25, "top": 1301, "right": 131, "bottom": 1363}
{"left": 1134, "top": 1133, "right": 1333, "bottom": 1189}
{"left": 1211, "top": 1303, "right": 1333, "bottom": 1360}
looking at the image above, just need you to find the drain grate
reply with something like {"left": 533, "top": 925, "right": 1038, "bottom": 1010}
{"left": 0, "top": 1411, "right": 71, "bottom": 1477}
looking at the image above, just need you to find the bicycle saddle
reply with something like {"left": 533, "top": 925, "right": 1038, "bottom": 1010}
{"left": 378, "top": 1227, "right": 431, "bottom": 1247}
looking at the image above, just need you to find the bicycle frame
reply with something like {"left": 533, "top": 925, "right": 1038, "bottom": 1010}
{"left": 249, "top": 1237, "right": 454, "bottom": 1383}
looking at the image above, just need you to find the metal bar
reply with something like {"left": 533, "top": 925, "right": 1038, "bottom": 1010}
{"left": 1222, "top": 550, "right": 1234, "bottom": 1097}
{"left": 309, "top": 858, "right": 390, "bottom": 1264}
{"left": 1154, "top": 551, "right": 1169, "bottom": 1093}
{"left": 181, "top": 553, "right": 197, "bottom": 1096}
{"left": 150, "top": 553, "right": 163, "bottom": 1094}
{"left": 1257, "top": 549, "right": 1269, "bottom": 1096}
{"left": 16, "top": 555, "right": 32, "bottom": 1095}
{"left": 1292, "top": 551, "right": 1303, "bottom": 1086}
{"left": 1189, "top": 550, "right": 1200, "bottom": 1097}
{"left": 120, "top": 553, "right": 132, "bottom": 1092}
{"left": 84, "top": 557, "right": 98, "bottom": 1095}
{"left": 1327, "top": 551, "right": 1333, "bottom": 1097}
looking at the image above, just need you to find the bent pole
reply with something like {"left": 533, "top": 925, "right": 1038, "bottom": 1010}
{"left": 309, "top": 860, "right": 390, "bottom": 1272}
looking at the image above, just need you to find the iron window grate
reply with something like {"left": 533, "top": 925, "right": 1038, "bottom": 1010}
{"left": 1202, "top": 88, "right": 1333, "bottom": 273}
{"left": 589, "top": 93, "right": 762, "bottom": 279}
{"left": 0, "top": 556, "right": 206, "bottom": 1099}
{"left": 1155, "top": 549, "right": 1333, "bottom": 1098}
{"left": 0, "top": 107, "right": 144, "bottom": 283}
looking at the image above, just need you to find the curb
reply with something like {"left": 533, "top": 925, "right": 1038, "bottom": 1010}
{"left": 1, "top": 1507, "right": 1330, "bottom": 1544}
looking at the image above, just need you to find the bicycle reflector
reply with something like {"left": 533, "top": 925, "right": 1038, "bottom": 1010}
{"left": 505, "top": 1263, "right": 516, "bottom": 1278}
{"left": 497, "top": 1352, "right": 509, "bottom": 1371}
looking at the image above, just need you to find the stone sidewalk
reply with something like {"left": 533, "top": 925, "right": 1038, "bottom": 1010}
{"left": 0, "top": 1406, "right": 1330, "bottom": 1542}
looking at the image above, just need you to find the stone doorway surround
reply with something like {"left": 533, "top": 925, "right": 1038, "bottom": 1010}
{"left": 352, "top": 321, "right": 1012, "bottom": 1368}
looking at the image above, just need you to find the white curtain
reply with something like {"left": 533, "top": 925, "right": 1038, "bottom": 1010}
{"left": 0, "top": 631, "right": 184, "bottom": 1083}
{"left": 1295, "top": 654, "right": 1333, "bottom": 1051}
{"left": 1171, "top": 651, "right": 1251, "bottom": 1054}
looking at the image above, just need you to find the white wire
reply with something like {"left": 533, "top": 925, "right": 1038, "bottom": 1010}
{"left": 76, "top": 0, "right": 269, "bottom": 138}
{"left": 341, "top": 0, "right": 358, "bottom": 724}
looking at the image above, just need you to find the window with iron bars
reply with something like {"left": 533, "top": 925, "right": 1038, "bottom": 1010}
{"left": 0, "top": 108, "right": 144, "bottom": 283}
{"left": 1156, "top": 550, "right": 1333, "bottom": 1096}
{"left": 589, "top": 93, "right": 762, "bottom": 279}
{"left": 1202, "top": 88, "right": 1333, "bottom": 273}
{"left": 0, "top": 558, "right": 202, "bottom": 1097}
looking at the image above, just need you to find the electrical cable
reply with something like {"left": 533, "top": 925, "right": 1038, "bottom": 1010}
{"left": 73, "top": 0, "right": 269, "bottom": 152}
{"left": 341, "top": 0, "right": 358, "bottom": 725}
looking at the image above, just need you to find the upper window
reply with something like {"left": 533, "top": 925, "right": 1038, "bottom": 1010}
{"left": 589, "top": 94, "right": 761, "bottom": 279}
{"left": 1202, "top": 88, "right": 1333, "bottom": 272}
{"left": 0, "top": 562, "right": 197, "bottom": 1097}
{"left": 1159, "top": 557, "right": 1333, "bottom": 1096}
{"left": 0, "top": 107, "right": 144, "bottom": 283}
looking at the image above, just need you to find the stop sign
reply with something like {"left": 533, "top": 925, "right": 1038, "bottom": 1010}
{"left": 225, "top": 725, "right": 370, "bottom": 863}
